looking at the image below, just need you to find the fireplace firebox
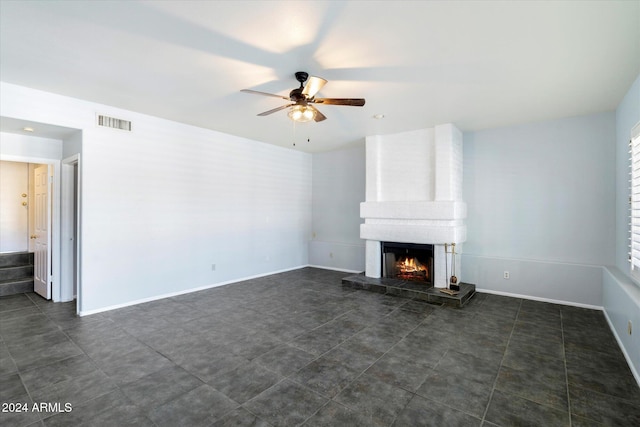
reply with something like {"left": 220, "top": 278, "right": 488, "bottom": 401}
{"left": 381, "top": 242, "right": 433, "bottom": 285}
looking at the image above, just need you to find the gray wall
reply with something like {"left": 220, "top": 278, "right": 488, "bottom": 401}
{"left": 606, "top": 73, "right": 640, "bottom": 383}
{"left": 309, "top": 142, "right": 366, "bottom": 272}
{"left": 462, "top": 112, "right": 616, "bottom": 306}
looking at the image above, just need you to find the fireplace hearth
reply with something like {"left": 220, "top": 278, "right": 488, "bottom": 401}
{"left": 341, "top": 273, "right": 476, "bottom": 307}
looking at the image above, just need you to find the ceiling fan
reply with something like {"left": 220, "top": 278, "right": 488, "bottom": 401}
{"left": 241, "top": 71, "right": 365, "bottom": 123}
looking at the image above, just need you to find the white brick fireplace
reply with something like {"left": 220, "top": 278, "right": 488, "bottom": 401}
{"left": 360, "top": 124, "right": 466, "bottom": 288}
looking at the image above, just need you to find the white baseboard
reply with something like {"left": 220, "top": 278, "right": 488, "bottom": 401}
{"left": 78, "top": 264, "right": 308, "bottom": 317}
{"left": 476, "top": 288, "right": 603, "bottom": 310}
{"left": 603, "top": 309, "right": 640, "bottom": 387}
{"left": 307, "top": 264, "right": 362, "bottom": 274}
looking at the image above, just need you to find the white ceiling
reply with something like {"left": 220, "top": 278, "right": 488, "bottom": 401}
{"left": 1, "top": 0, "right": 638, "bottom": 152}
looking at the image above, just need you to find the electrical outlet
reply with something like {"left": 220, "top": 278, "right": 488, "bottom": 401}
{"left": 503, "top": 271, "right": 510, "bottom": 279}
{"left": 211, "top": 264, "right": 216, "bottom": 271}
{"left": 629, "top": 320, "right": 633, "bottom": 335}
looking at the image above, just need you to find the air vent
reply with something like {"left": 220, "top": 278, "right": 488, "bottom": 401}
{"left": 97, "top": 114, "right": 132, "bottom": 131}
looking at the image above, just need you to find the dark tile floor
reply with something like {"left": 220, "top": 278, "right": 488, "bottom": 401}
{"left": 1, "top": 267, "right": 639, "bottom": 426}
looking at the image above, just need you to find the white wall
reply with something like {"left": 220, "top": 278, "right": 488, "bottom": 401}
{"left": 1, "top": 82, "right": 312, "bottom": 314}
{"left": 0, "top": 132, "right": 63, "bottom": 160}
{"left": 0, "top": 160, "right": 29, "bottom": 252}
{"left": 62, "top": 130, "right": 83, "bottom": 159}
{"left": 462, "top": 112, "right": 616, "bottom": 307}
{"left": 607, "top": 73, "right": 640, "bottom": 384}
{"left": 375, "top": 129, "right": 435, "bottom": 202}
{"left": 310, "top": 143, "right": 365, "bottom": 272}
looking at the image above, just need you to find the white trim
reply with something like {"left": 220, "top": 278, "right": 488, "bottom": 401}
{"left": 463, "top": 253, "right": 603, "bottom": 269}
{"left": 78, "top": 264, "right": 308, "bottom": 316}
{"left": 632, "top": 121, "right": 640, "bottom": 139}
{"left": 0, "top": 154, "right": 60, "bottom": 165}
{"left": 603, "top": 309, "right": 640, "bottom": 387}
{"left": 61, "top": 154, "right": 80, "bottom": 306}
{"left": 629, "top": 122, "right": 640, "bottom": 282}
{"left": 476, "top": 288, "right": 603, "bottom": 310}
{"left": 307, "top": 265, "right": 362, "bottom": 274}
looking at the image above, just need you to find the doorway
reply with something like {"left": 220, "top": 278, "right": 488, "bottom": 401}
{"left": 0, "top": 160, "right": 52, "bottom": 299}
{"left": 0, "top": 119, "right": 82, "bottom": 313}
{"left": 1, "top": 159, "right": 81, "bottom": 319}
{"left": 0, "top": 157, "right": 78, "bottom": 304}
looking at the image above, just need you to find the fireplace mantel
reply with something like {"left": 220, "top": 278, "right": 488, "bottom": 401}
{"left": 360, "top": 200, "right": 466, "bottom": 244}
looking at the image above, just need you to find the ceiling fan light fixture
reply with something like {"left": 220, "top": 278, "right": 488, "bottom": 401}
{"left": 242, "top": 71, "right": 364, "bottom": 123}
{"left": 288, "top": 104, "right": 315, "bottom": 123}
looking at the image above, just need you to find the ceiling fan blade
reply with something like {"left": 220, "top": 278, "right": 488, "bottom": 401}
{"left": 313, "top": 98, "right": 365, "bottom": 106}
{"left": 241, "top": 89, "right": 289, "bottom": 100}
{"left": 302, "top": 76, "right": 327, "bottom": 98}
{"left": 309, "top": 105, "right": 327, "bottom": 122}
{"left": 257, "top": 104, "right": 294, "bottom": 116}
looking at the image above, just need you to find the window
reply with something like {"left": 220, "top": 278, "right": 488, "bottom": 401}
{"left": 630, "top": 122, "right": 640, "bottom": 281}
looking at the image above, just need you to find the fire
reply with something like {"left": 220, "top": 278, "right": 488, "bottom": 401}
{"left": 402, "top": 257, "right": 420, "bottom": 271}
{"left": 397, "top": 256, "right": 428, "bottom": 279}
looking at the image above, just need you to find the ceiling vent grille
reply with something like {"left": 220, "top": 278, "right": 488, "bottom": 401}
{"left": 97, "top": 114, "right": 132, "bottom": 131}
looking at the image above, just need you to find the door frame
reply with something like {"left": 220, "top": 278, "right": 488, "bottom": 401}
{"left": 0, "top": 154, "right": 63, "bottom": 303}
{"left": 61, "top": 154, "right": 81, "bottom": 306}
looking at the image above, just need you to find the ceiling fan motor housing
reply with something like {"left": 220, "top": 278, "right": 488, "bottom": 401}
{"left": 295, "top": 71, "right": 309, "bottom": 85}
{"left": 289, "top": 87, "right": 306, "bottom": 102}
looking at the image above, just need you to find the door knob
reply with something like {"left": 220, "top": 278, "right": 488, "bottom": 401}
{"left": 30, "top": 235, "right": 37, "bottom": 239}
{"left": 22, "top": 201, "right": 28, "bottom": 206}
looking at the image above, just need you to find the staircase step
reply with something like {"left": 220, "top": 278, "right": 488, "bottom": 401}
{"left": 0, "top": 252, "right": 35, "bottom": 297}
{"left": 0, "top": 252, "right": 34, "bottom": 268}
{"left": 0, "top": 265, "right": 34, "bottom": 282}
{"left": 0, "top": 278, "right": 34, "bottom": 296}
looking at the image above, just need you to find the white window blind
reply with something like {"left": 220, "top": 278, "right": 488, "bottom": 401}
{"left": 630, "top": 123, "right": 640, "bottom": 280}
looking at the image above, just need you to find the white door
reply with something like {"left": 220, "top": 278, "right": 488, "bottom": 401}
{"left": 0, "top": 161, "right": 29, "bottom": 253}
{"left": 34, "top": 164, "right": 51, "bottom": 299}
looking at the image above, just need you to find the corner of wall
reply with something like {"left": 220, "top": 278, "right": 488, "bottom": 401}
{"left": 602, "top": 266, "right": 640, "bottom": 386}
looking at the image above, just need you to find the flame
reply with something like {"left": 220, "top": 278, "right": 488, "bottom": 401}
{"left": 398, "top": 257, "right": 426, "bottom": 273}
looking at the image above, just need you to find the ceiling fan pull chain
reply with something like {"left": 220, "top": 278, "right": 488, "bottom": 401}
{"left": 292, "top": 120, "right": 297, "bottom": 146}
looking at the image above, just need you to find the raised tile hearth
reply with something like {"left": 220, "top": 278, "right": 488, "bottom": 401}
{"left": 342, "top": 273, "right": 476, "bottom": 308}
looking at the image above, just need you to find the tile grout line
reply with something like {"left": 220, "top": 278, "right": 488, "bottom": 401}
{"left": 237, "top": 291, "right": 407, "bottom": 423}
{"left": 479, "top": 298, "right": 522, "bottom": 425}
{"left": 19, "top": 292, "right": 57, "bottom": 424}
{"left": 560, "top": 308, "right": 573, "bottom": 427}
{"left": 27, "top": 297, "right": 192, "bottom": 425}
{"left": 245, "top": 286, "right": 414, "bottom": 425}
{"left": 1, "top": 295, "right": 85, "bottom": 423}
{"left": 288, "top": 300, "right": 439, "bottom": 425}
